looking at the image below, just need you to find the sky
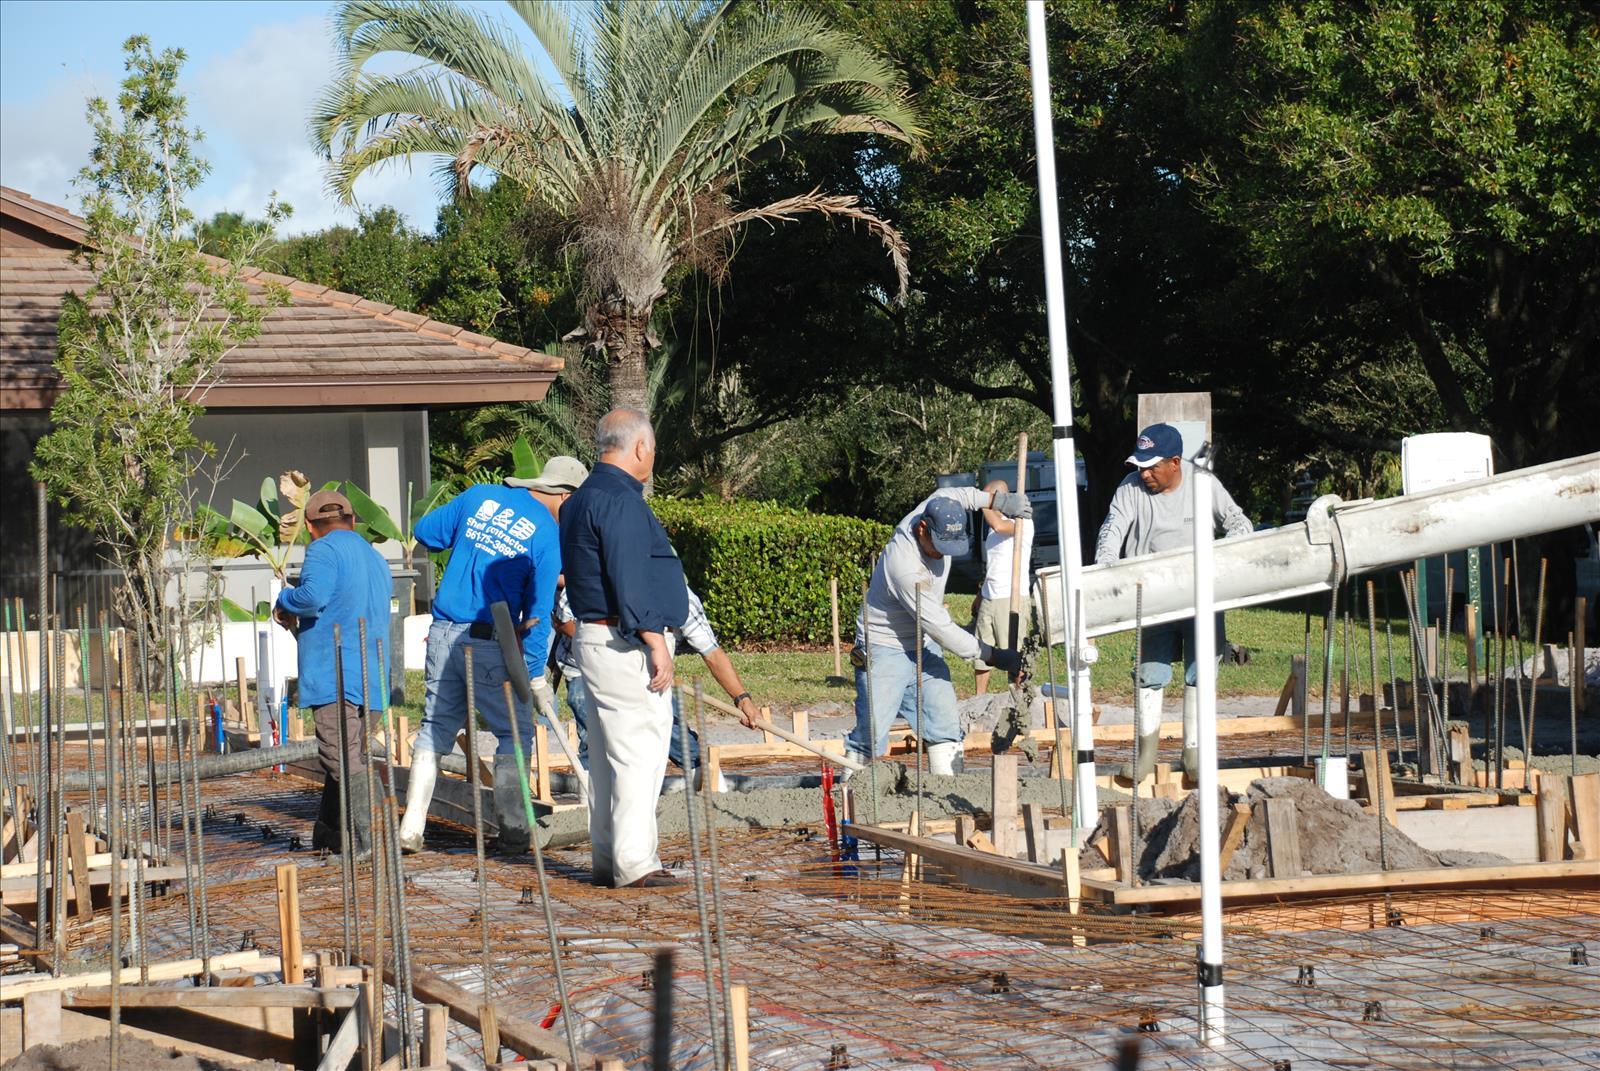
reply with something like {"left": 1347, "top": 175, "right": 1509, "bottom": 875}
{"left": 0, "top": 0, "right": 516, "bottom": 235}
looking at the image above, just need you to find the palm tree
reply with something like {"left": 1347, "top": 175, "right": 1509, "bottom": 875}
{"left": 314, "top": 0, "right": 920, "bottom": 414}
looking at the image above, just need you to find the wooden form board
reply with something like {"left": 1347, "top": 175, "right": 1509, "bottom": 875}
{"left": 0, "top": 864, "right": 186, "bottom": 907}
{"left": 851, "top": 822, "right": 1598, "bottom": 911}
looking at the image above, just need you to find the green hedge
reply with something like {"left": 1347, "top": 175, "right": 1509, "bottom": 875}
{"left": 651, "top": 497, "right": 891, "bottom": 647}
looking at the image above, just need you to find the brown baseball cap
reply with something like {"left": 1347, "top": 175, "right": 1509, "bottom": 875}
{"left": 304, "top": 489, "right": 354, "bottom": 521}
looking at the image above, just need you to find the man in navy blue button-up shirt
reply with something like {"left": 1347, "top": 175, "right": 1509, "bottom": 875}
{"left": 561, "top": 408, "right": 688, "bottom": 888}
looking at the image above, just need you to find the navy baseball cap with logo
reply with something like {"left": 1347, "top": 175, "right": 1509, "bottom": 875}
{"left": 1126, "top": 423, "right": 1183, "bottom": 469}
{"left": 921, "top": 495, "right": 970, "bottom": 556}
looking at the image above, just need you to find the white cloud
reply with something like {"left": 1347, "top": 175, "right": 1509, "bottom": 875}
{"left": 0, "top": 14, "right": 447, "bottom": 235}
{"left": 0, "top": 69, "right": 103, "bottom": 212}
{"left": 189, "top": 14, "right": 446, "bottom": 235}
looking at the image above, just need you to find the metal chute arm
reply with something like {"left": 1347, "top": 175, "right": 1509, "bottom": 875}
{"left": 1037, "top": 452, "right": 1599, "bottom": 641}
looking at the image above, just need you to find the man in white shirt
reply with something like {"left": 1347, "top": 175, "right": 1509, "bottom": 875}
{"left": 971, "top": 479, "right": 1036, "bottom": 696}
{"left": 846, "top": 486, "right": 1031, "bottom": 775}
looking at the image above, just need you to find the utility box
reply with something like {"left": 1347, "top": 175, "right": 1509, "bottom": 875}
{"left": 1136, "top": 392, "right": 1211, "bottom": 461}
{"left": 1401, "top": 433, "right": 1493, "bottom": 494}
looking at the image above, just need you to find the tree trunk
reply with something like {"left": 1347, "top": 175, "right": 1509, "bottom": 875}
{"left": 593, "top": 296, "right": 654, "bottom": 417}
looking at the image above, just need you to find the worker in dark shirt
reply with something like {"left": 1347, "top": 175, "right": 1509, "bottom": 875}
{"left": 274, "top": 490, "right": 391, "bottom": 858}
{"left": 560, "top": 407, "right": 688, "bottom": 888}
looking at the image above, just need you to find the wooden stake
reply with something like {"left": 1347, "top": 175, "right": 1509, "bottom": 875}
{"left": 1358, "top": 749, "right": 1396, "bottom": 825}
{"left": 759, "top": 705, "right": 776, "bottom": 746}
{"left": 1218, "top": 802, "right": 1251, "bottom": 873}
{"left": 1263, "top": 798, "right": 1302, "bottom": 877}
{"left": 704, "top": 746, "right": 723, "bottom": 794}
{"left": 63, "top": 811, "right": 91, "bottom": 921}
{"left": 991, "top": 752, "right": 1019, "bottom": 859}
{"left": 1291, "top": 654, "right": 1308, "bottom": 723}
{"left": 1021, "top": 802, "right": 1047, "bottom": 864}
{"left": 1059, "top": 848, "right": 1085, "bottom": 947}
{"left": 422, "top": 1004, "right": 449, "bottom": 1067}
{"left": 1536, "top": 781, "right": 1567, "bottom": 862}
{"left": 276, "top": 863, "right": 304, "bottom": 984}
{"left": 1447, "top": 727, "right": 1472, "bottom": 785}
{"left": 478, "top": 1001, "right": 501, "bottom": 1066}
{"left": 21, "top": 988, "right": 61, "bottom": 1049}
{"left": 829, "top": 576, "right": 842, "bottom": 679}
{"left": 394, "top": 715, "right": 410, "bottom": 768}
{"left": 790, "top": 709, "right": 808, "bottom": 741}
{"left": 1273, "top": 670, "right": 1296, "bottom": 717}
{"left": 1108, "top": 805, "right": 1134, "bottom": 883}
{"left": 235, "top": 656, "right": 250, "bottom": 729}
{"left": 1567, "top": 773, "right": 1598, "bottom": 861}
{"left": 729, "top": 983, "right": 751, "bottom": 1071}
{"left": 533, "top": 726, "right": 553, "bottom": 803}
{"left": 1464, "top": 604, "right": 1479, "bottom": 688}
{"left": 954, "top": 815, "right": 976, "bottom": 849}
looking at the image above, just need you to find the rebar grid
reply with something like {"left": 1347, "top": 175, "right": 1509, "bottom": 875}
{"left": 49, "top": 767, "right": 1600, "bottom": 1071}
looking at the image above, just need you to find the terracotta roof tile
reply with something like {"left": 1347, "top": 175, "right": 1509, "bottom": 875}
{"left": 1, "top": 186, "right": 563, "bottom": 409}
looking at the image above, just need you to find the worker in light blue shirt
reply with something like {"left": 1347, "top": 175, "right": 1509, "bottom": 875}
{"left": 398, "top": 457, "right": 585, "bottom": 856}
{"left": 274, "top": 489, "right": 392, "bottom": 857}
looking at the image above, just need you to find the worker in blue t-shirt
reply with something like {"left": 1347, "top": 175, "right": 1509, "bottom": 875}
{"left": 397, "top": 457, "right": 586, "bottom": 855}
{"left": 274, "top": 489, "right": 392, "bottom": 858}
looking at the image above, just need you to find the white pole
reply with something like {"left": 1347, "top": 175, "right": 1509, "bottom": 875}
{"left": 1025, "top": 0, "right": 1098, "bottom": 832}
{"left": 1191, "top": 444, "right": 1225, "bottom": 1046}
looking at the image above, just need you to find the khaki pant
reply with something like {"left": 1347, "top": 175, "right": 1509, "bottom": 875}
{"left": 576, "top": 623, "right": 675, "bottom": 887}
{"left": 974, "top": 594, "right": 1031, "bottom": 669}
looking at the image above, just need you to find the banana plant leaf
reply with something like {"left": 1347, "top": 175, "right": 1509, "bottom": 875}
{"left": 343, "top": 481, "right": 405, "bottom": 544}
{"left": 409, "top": 479, "right": 453, "bottom": 529}
{"left": 512, "top": 437, "right": 543, "bottom": 480}
{"left": 229, "top": 499, "right": 274, "bottom": 546}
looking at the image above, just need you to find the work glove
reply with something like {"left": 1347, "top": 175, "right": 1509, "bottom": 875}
{"left": 530, "top": 676, "right": 558, "bottom": 719}
{"left": 979, "top": 644, "right": 1022, "bottom": 674}
{"left": 991, "top": 491, "right": 1032, "bottom": 519}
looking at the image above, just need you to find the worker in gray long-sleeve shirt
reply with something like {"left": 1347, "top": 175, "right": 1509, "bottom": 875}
{"left": 845, "top": 485, "right": 1032, "bottom": 775}
{"left": 1096, "top": 422, "right": 1253, "bottom": 782}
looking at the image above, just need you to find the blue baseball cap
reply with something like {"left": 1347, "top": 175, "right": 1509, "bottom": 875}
{"left": 920, "top": 495, "right": 969, "bottom": 557}
{"left": 1127, "top": 423, "right": 1183, "bottom": 468}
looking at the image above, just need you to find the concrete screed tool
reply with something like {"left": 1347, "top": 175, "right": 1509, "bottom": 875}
{"left": 490, "top": 599, "right": 591, "bottom": 796}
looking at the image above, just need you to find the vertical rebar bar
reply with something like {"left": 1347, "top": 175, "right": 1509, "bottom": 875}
{"left": 1036, "top": 584, "right": 1070, "bottom": 824}
{"left": 34, "top": 484, "right": 50, "bottom": 963}
{"left": 357, "top": 618, "right": 384, "bottom": 1059}
{"left": 1382, "top": 584, "right": 1405, "bottom": 764}
{"left": 1570, "top": 630, "right": 1579, "bottom": 777}
{"left": 1489, "top": 552, "right": 1505, "bottom": 788}
{"left": 502, "top": 680, "right": 580, "bottom": 1071}
{"left": 1366, "top": 582, "right": 1387, "bottom": 870}
{"left": 375, "top": 640, "right": 416, "bottom": 1065}
{"left": 695, "top": 683, "right": 735, "bottom": 1066}
{"left": 1301, "top": 596, "right": 1312, "bottom": 765}
{"left": 914, "top": 583, "right": 924, "bottom": 839}
{"left": 1441, "top": 567, "right": 1454, "bottom": 779}
{"left": 1130, "top": 583, "right": 1143, "bottom": 887}
{"left": 106, "top": 611, "right": 121, "bottom": 1068}
{"left": 1526, "top": 559, "right": 1548, "bottom": 774}
{"left": 332, "top": 623, "right": 356, "bottom": 964}
{"left": 51, "top": 623, "right": 67, "bottom": 967}
{"left": 1319, "top": 585, "right": 1339, "bottom": 768}
{"left": 465, "top": 645, "right": 491, "bottom": 998}
{"left": 676, "top": 688, "right": 725, "bottom": 1071}
{"left": 861, "top": 578, "right": 880, "bottom": 829}
{"left": 135, "top": 626, "right": 161, "bottom": 866}
{"left": 178, "top": 573, "right": 212, "bottom": 982}
{"left": 77, "top": 608, "right": 98, "bottom": 821}
{"left": 1340, "top": 593, "right": 1352, "bottom": 757}
{"left": 119, "top": 627, "right": 150, "bottom": 980}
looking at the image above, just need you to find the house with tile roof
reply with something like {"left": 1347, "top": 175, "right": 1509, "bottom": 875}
{"left": 0, "top": 186, "right": 563, "bottom": 612}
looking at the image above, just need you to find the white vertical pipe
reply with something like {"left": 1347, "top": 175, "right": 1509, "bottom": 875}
{"left": 1191, "top": 446, "right": 1225, "bottom": 1046}
{"left": 1025, "top": 0, "right": 1098, "bottom": 830}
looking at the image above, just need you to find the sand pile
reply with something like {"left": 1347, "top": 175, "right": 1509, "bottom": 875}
{"left": 3, "top": 1035, "right": 281, "bottom": 1071}
{"left": 1082, "top": 776, "right": 1509, "bottom": 881}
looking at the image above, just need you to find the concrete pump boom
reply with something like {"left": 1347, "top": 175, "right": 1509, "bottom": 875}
{"left": 1037, "top": 451, "right": 1600, "bottom": 642}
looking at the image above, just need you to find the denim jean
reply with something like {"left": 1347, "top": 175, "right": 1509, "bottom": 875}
{"left": 847, "top": 642, "right": 960, "bottom": 759}
{"left": 416, "top": 619, "right": 532, "bottom": 756}
{"left": 1135, "top": 616, "right": 1227, "bottom": 690}
{"left": 566, "top": 669, "right": 700, "bottom": 771}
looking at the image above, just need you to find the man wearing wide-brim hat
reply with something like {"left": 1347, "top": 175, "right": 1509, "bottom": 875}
{"left": 396, "top": 456, "right": 587, "bottom": 856}
{"left": 1095, "top": 423, "right": 1253, "bottom": 783}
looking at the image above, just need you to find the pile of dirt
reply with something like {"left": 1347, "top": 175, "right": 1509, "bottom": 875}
{"left": 3, "top": 1035, "right": 282, "bottom": 1071}
{"left": 1083, "top": 776, "right": 1509, "bottom": 881}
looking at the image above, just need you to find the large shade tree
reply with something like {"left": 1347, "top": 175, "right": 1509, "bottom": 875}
{"left": 314, "top": 0, "right": 920, "bottom": 413}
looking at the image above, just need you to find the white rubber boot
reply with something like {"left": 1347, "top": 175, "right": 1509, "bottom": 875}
{"left": 1182, "top": 686, "right": 1199, "bottom": 782}
{"left": 1117, "top": 686, "right": 1165, "bottom": 782}
{"left": 839, "top": 748, "right": 872, "bottom": 782}
{"left": 397, "top": 748, "right": 439, "bottom": 854}
{"left": 926, "top": 741, "right": 962, "bottom": 776}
